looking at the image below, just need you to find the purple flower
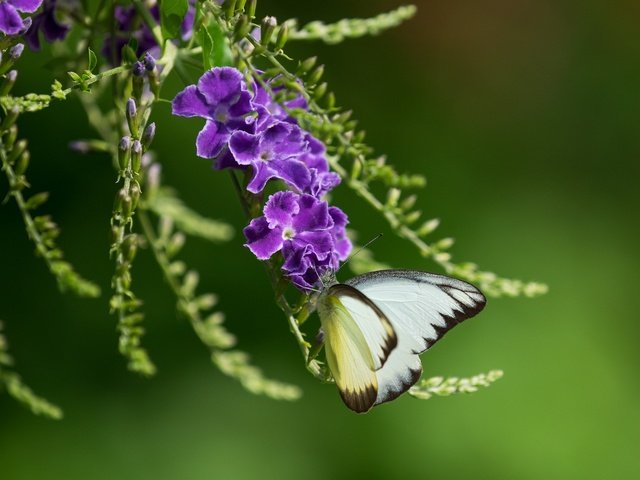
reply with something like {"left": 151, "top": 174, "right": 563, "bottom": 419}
{"left": 0, "top": 0, "right": 42, "bottom": 35}
{"left": 172, "top": 67, "right": 255, "bottom": 169}
{"left": 103, "top": 0, "right": 195, "bottom": 63}
{"left": 229, "top": 122, "right": 312, "bottom": 194}
{"left": 23, "top": 0, "right": 68, "bottom": 51}
{"left": 244, "top": 192, "right": 351, "bottom": 289}
{"left": 252, "top": 80, "right": 308, "bottom": 130}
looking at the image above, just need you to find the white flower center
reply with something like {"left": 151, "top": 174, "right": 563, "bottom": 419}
{"left": 282, "top": 226, "right": 296, "bottom": 240}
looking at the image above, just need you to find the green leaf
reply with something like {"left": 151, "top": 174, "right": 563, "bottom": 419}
{"left": 160, "top": 0, "right": 189, "bottom": 40}
{"left": 196, "top": 22, "right": 233, "bottom": 69}
{"left": 88, "top": 48, "right": 97, "bottom": 71}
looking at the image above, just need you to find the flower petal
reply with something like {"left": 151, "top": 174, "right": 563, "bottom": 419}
{"left": 263, "top": 191, "right": 299, "bottom": 229}
{"left": 196, "top": 120, "right": 227, "bottom": 159}
{"left": 294, "top": 231, "right": 334, "bottom": 261}
{"left": 261, "top": 122, "right": 306, "bottom": 159}
{"left": 245, "top": 162, "right": 278, "bottom": 194}
{"left": 292, "top": 195, "right": 332, "bottom": 232}
{"left": 42, "top": 7, "right": 70, "bottom": 42}
{"left": 308, "top": 170, "right": 340, "bottom": 197}
{"left": 198, "top": 67, "right": 245, "bottom": 106}
{"left": 244, "top": 217, "right": 283, "bottom": 260}
{"left": 0, "top": 3, "right": 25, "bottom": 35}
{"left": 272, "top": 158, "right": 312, "bottom": 193}
{"left": 228, "top": 130, "right": 260, "bottom": 165}
{"left": 172, "top": 85, "right": 210, "bottom": 118}
{"left": 9, "top": 0, "right": 42, "bottom": 14}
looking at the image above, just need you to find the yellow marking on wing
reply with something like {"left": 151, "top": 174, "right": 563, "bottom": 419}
{"left": 318, "top": 296, "right": 378, "bottom": 413}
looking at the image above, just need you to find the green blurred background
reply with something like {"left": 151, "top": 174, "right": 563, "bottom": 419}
{"left": 2, "top": 0, "right": 639, "bottom": 478}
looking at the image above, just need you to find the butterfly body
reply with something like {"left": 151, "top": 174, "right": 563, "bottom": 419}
{"left": 315, "top": 269, "right": 487, "bottom": 413}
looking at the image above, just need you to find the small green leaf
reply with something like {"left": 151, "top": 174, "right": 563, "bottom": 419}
{"left": 197, "top": 22, "right": 233, "bottom": 69}
{"left": 160, "top": 0, "right": 189, "bottom": 40}
{"left": 88, "top": 48, "right": 97, "bottom": 71}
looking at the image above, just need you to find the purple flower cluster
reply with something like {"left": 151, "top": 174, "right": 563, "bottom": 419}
{"left": 103, "top": 0, "right": 195, "bottom": 63}
{"left": 24, "top": 0, "right": 68, "bottom": 50}
{"left": 0, "top": 0, "right": 42, "bottom": 36}
{"left": 172, "top": 67, "right": 351, "bottom": 289}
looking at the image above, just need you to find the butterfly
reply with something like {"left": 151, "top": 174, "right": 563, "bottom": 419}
{"left": 315, "top": 269, "right": 486, "bottom": 413}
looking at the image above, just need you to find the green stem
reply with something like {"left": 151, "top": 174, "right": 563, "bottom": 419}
{"left": 61, "top": 65, "right": 129, "bottom": 96}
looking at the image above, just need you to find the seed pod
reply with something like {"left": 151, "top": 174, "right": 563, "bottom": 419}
{"left": 130, "top": 183, "right": 141, "bottom": 211}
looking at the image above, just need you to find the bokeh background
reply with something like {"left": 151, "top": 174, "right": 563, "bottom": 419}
{"left": 2, "top": 0, "right": 639, "bottom": 478}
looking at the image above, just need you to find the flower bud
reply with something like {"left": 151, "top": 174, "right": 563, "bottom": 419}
{"left": 307, "top": 64, "right": 325, "bottom": 85}
{"left": 118, "top": 136, "right": 131, "bottom": 171}
{"left": 18, "top": 17, "right": 32, "bottom": 34}
{"left": 119, "top": 189, "right": 132, "bottom": 218}
{"left": 122, "top": 235, "right": 138, "bottom": 262}
{"left": 132, "top": 61, "right": 145, "bottom": 77}
{"left": 8, "top": 138, "right": 27, "bottom": 165}
{"left": 3, "top": 125, "right": 18, "bottom": 151}
{"left": 0, "top": 70, "right": 17, "bottom": 96}
{"left": 247, "top": 0, "right": 257, "bottom": 18}
{"left": 260, "top": 16, "right": 277, "bottom": 46}
{"left": 131, "top": 140, "right": 142, "bottom": 173}
{"left": 325, "top": 92, "right": 336, "bottom": 110}
{"left": 234, "top": 14, "right": 250, "bottom": 41}
{"left": 141, "top": 122, "right": 155, "bottom": 150}
{"left": 148, "top": 70, "right": 160, "bottom": 99}
{"left": 417, "top": 218, "right": 440, "bottom": 237}
{"left": 146, "top": 163, "right": 161, "bottom": 199}
{"left": 224, "top": 0, "right": 237, "bottom": 17}
{"left": 142, "top": 52, "right": 156, "bottom": 71}
{"left": 130, "top": 183, "right": 141, "bottom": 211}
{"left": 15, "top": 151, "right": 30, "bottom": 176}
{"left": 1, "top": 106, "right": 19, "bottom": 130}
{"left": 297, "top": 56, "right": 317, "bottom": 75}
{"left": 126, "top": 98, "right": 139, "bottom": 137}
{"left": 386, "top": 188, "right": 401, "bottom": 208}
{"left": 9, "top": 44, "right": 24, "bottom": 60}
{"left": 313, "top": 82, "right": 327, "bottom": 100}
{"left": 275, "top": 23, "right": 289, "bottom": 50}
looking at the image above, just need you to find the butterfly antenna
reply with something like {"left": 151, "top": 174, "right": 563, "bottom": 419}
{"left": 311, "top": 263, "right": 325, "bottom": 289}
{"left": 337, "top": 233, "right": 383, "bottom": 273}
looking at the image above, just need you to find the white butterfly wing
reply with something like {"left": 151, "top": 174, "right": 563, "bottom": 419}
{"left": 345, "top": 270, "right": 486, "bottom": 405}
{"left": 318, "top": 285, "right": 397, "bottom": 413}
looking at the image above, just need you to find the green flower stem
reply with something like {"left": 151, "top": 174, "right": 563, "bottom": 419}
{"left": 138, "top": 209, "right": 302, "bottom": 398}
{"left": 287, "top": 5, "right": 417, "bottom": 44}
{"left": 61, "top": 65, "right": 129, "bottom": 97}
{"left": 227, "top": 172, "right": 327, "bottom": 382}
{"left": 0, "top": 139, "right": 100, "bottom": 297}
